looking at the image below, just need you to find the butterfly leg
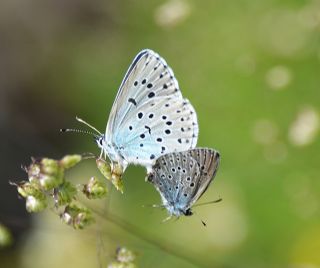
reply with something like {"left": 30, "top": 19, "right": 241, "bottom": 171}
{"left": 162, "top": 215, "right": 173, "bottom": 223}
{"left": 152, "top": 204, "right": 163, "bottom": 208}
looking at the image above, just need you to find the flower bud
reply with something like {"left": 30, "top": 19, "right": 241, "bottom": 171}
{"left": 96, "top": 159, "right": 124, "bottom": 193}
{"left": 111, "top": 173, "right": 124, "bottom": 194}
{"left": 0, "top": 224, "right": 13, "bottom": 248}
{"left": 107, "top": 261, "right": 121, "bottom": 268}
{"left": 12, "top": 181, "right": 48, "bottom": 213}
{"left": 60, "top": 210, "right": 73, "bottom": 226}
{"left": 83, "top": 177, "right": 108, "bottom": 199}
{"left": 116, "top": 247, "right": 136, "bottom": 263}
{"left": 26, "top": 194, "right": 48, "bottom": 213}
{"left": 112, "top": 163, "right": 123, "bottom": 178}
{"left": 60, "top": 155, "right": 82, "bottom": 169}
{"left": 27, "top": 158, "right": 64, "bottom": 190}
{"left": 61, "top": 204, "right": 94, "bottom": 229}
{"left": 111, "top": 163, "right": 124, "bottom": 193}
{"left": 96, "top": 158, "right": 112, "bottom": 179}
{"left": 107, "top": 246, "right": 136, "bottom": 268}
{"left": 39, "top": 173, "right": 64, "bottom": 191}
{"left": 40, "top": 158, "right": 59, "bottom": 175}
{"left": 73, "top": 211, "right": 95, "bottom": 230}
{"left": 54, "top": 181, "right": 77, "bottom": 206}
{"left": 16, "top": 181, "right": 40, "bottom": 198}
{"left": 28, "top": 162, "right": 41, "bottom": 184}
{"left": 108, "top": 262, "right": 136, "bottom": 268}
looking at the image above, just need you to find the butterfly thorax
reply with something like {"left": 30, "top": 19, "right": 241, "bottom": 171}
{"left": 166, "top": 204, "right": 192, "bottom": 217}
{"left": 96, "top": 134, "right": 128, "bottom": 171}
{"left": 162, "top": 197, "right": 192, "bottom": 217}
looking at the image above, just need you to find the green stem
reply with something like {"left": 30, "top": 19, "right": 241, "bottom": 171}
{"left": 92, "top": 208, "right": 233, "bottom": 268}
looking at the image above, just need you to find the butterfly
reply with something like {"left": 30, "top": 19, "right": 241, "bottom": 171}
{"left": 93, "top": 49, "right": 199, "bottom": 174}
{"left": 147, "top": 148, "right": 220, "bottom": 218}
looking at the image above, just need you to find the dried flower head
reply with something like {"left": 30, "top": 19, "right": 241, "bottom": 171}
{"left": 83, "top": 177, "right": 108, "bottom": 199}
{"left": 96, "top": 158, "right": 124, "bottom": 193}
{"left": 61, "top": 203, "right": 94, "bottom": 229}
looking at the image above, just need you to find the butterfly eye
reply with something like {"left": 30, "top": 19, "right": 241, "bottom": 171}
{"left": 99, "top": 139, "right": 103, "bottom": 146}
{"left": 184, "top": 209, "right": 193, "bottom": 216}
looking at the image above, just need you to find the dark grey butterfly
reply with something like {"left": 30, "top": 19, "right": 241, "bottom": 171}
{"left": 147, "top": 148, "right": 220, "bottom": 218}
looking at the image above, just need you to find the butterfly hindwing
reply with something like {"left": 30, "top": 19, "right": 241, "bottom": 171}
{"left": 149, "top": 151, "right": 201, "bottom": 212}
{"left": 149, "top": 148, "right": 220, "bottom": 216}
{"left": 187, "top": 148, "right": 220, "bottom": 206}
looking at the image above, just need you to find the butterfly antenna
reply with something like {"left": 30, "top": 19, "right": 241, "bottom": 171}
{"left": 75, "top": 116, "right": 102, "bottom": 135}
{"left": 193, "top": 212, "right": 207, "bottom": 227}
{"left": 142, "top": 204, "right": 165, "bottom": 210}
{"left": 162, "top": 215, "right": 172, "bottom": 223}
{"left": 192, "top": 197, "right": 223, "bottom": 208}
{"left": 60, "top": 128, "right": 97, "bottom": 137}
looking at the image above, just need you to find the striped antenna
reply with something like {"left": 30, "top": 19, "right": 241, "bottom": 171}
{"left": 60, "top": 128, "right": 97, "bottom": 136}
{"left": 192, "top": 197, "right": 222, "bottom": 208}
{"left": 76, "top": 116, "right": 102, "bottom": 135}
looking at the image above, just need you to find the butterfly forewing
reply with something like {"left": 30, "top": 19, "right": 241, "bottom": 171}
{"left": 105, "top": 49, "right": 199, "bottom": 169}
{"left": 106, "top": 49, "right": 182, "bottom": 136}
{"left": 188, "top": 148, "right": 220, "bottom": 206}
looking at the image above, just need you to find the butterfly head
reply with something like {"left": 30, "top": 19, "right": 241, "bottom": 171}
{"left": 95, "top": 134, "right": 106, "bottom": 151}
{"left": 163, "top": 201, "right": 192, "bottom": 217}
{"left": 183, "top": 208, "right": 193, "bottom": 216}
{"left": 95, "top": 134, "right": 113, "bottom": 160}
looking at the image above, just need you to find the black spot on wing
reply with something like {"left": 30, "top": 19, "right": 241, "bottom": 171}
{"left": 145, "top": 125, "right": 151, "bottom": 134}
{"left": 138, "top": 112, "right": 143, "bottom": 119}
{"left": 148, "top": 92, "right": 155, "bottom": 98}
{"left": 128, "top": 98, "right": 137, "bottom": 106}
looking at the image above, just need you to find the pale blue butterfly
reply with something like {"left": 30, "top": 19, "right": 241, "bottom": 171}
{"left": 147, "top": 148, "right": 220, "bottom": 219}
{"left": 76, "top": 49, "right": 199, "bottom": 174}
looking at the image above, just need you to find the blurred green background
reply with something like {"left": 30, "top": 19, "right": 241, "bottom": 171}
{"left": 1, "top": 0, "right": 320, "bottom": 267}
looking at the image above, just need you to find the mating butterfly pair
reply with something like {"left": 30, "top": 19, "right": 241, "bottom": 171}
{"left": 83, "top": 49, "right": 220, "bottom": 218}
